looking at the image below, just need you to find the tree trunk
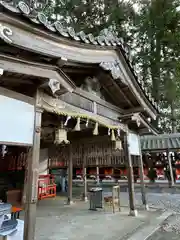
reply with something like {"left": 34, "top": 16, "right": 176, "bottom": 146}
{"left": 171, "top": 101, "right": 176, "bottom": 133}
{"left": 151, "top": 34, "right": 161, "bottom": 128}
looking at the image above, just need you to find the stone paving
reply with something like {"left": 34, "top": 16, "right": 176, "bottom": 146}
{"left": 33, "top": 186, "right": 180, "bottom": 240}
{"left": 35, "top": 197, "right": 162, "bottom": 240}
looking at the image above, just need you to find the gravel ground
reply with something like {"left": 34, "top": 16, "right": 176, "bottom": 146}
{"left": 115, "top": 191, "right": 180, "bottom": 239}
{"left": 132, "top": 192, "right": 180, "bottom": 239}
{"left": 146, "top": 214, "right": 180, "bottom": 240}
{"left": 121, "top": 192, "right": 180, "bottom": 239}
{"left": 71, "top": 186, "right": 180, "bottom": 239}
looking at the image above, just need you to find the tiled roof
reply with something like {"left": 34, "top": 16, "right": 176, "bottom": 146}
{"left": 141, "top": 133, "right": 180, "bottom": 151}
{"left": 0, "top": 0, "right": 160, "bottom": 112}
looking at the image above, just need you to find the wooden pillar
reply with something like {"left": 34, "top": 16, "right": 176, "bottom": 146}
{"left": 82, "top": 144, "right": 88, "bottom": 201}
{"left": 167, "top": 149, "right": 174, "bottom": 187}
{"left": 111, "top": 167, "right": 114, "bottom": 177}
{"left": 124, "top": 132, "right": 137, "bottom": 216}
{"left": 138, "top": 137, "right": 148, "bottom": 210}
{"left": 96, "top": 166, "right": 100, "bottom": 185}
{"left": 83, "top": 166, "right": 88, "bottom": 201}
{"left": 96, "top": 157, "right": 100, "bottom": 185}
{"left": 67, "top": 144, "right": 73, "bottom": 204}
{"left": 24, "top": 90, "right": 43, "bottom": 240}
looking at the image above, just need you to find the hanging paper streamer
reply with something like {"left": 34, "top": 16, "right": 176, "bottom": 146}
{"left": 108, "top": 128, "right": 111, "bottom": 136}
{"left": 1, "top": 145, "right": 7, "bottom": 157}
{"left": 93, "top": 122, "right": 99, "bottom": 135}
{"left": 117, "top": 129, "right": 120, "bottom": 137}
{"left": 74, "top": 117, "right": 81, "bottom": 131}
{"left": 111, "top": 129, "right": 116, "bottom": 141}
{"left": 64, "top": 116, "right": 71, "bottom": 126}
{"left": 86, "top": 118, "right": 89, "bottom": 127}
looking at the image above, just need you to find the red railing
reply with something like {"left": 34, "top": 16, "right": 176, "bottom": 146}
{"left": 38, "top": 174, "right": 56, "bottom": 200}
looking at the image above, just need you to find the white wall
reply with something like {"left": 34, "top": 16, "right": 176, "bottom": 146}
{"left": 0, "top": 94, "right": 34, "bottom": 145}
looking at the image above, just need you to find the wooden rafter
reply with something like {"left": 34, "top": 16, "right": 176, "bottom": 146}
{"left": 97, "top": 71, "right": 135, "bottom": 108}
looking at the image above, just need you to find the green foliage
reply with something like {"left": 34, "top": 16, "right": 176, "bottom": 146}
{"left": 44, "top": 0, "right": 180, "bottom": 132}
{"left": 133, "top": 0, "right": 180, "bottom": 131}
{"left": 45, "top": 0, "right": 135, "bottom": 40}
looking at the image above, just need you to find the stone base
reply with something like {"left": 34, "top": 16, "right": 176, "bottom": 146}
{"left": 66, "top": 200, "right": 74, "bottom": 205}
{"left": 144, "top": 204, "right": 149, "bottom": 211}
{"left": 82, "top": 196, "right": 88, "bottom": 202}
{"left": 129, "top": 209, "right": 138, "bottom": 217}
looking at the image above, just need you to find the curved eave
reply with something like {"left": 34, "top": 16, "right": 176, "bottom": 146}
{"left": 138, "top": 114, "right": 159, "bottom": 136}
{"left": 119, "top": 113, "right": 159, "bottom": 136}
{"left": 0, "top": 7, "right": 159, "bottom": 118}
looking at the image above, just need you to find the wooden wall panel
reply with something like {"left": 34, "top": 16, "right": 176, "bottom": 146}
{"left": 48, "top": 140, "right": 134, "bottom": 168}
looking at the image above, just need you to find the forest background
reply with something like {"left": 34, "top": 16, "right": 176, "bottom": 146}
{"left": 44, "top": 0, "right": 180, "bottom": 133}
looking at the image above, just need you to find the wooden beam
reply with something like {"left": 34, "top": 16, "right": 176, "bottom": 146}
{"left": 67, "top": 144, "right": 73, "bottom": 204}
{"left": 62, "top": 67, "right": 97, "bottom": 75}
{"left": 38, "top": 91, "right": 128, "bottom": 132}
{"left": 0, "top": 54, "right": 76, "bottom": 92}
{"left": 124, "top": 107, "right": 144, "bottom": 114}
{"left": 75, "top": 87, "right": 124, "bottom": 114}
{"left": 60, "top": 60, "right": 97, "bottom": 68}
{"left": 0, "top": 86, "right": 34, "bottom": 104}
{"left": 0, "top": 76, "right": 35, "bottom": 85}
